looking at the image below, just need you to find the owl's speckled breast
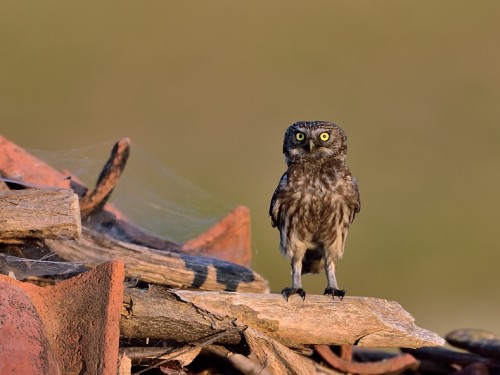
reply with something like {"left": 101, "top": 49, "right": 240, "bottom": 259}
{"left": 280, "top": 161, "right": 353, "bottom": 247}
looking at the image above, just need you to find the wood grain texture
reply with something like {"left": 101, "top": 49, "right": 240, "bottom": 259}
{"left": 0, "top": 189, "right": 81, "bottom": 241}
{"left": 46, "top": 228, "right": 269, "bottom": 293}
{"left": 121, "top": 286, "right": 244, "bottom": 345}
{"left": 121, "top": 287, "right": 445, "bottom": 349}
{"left": 176, "top": 290, "right": 445, "bottom": 348}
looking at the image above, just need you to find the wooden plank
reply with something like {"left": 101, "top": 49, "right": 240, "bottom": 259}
{"left": 121, "top": 287, "right": 445, "bottom": 349}
{"left": 0, "top": 189, "right": 81, "bottom": 241}
{"left": 45, "top": 228, "right": 269, "bottom": 293}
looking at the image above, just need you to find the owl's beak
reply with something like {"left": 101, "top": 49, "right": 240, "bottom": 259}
{"left": 309, "top": 140, "right": 315, "bottom": 152}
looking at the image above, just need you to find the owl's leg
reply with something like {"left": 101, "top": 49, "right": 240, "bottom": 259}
{"left": 281, "top": 249, "right": 306, "bottom": 301}
{"left": 323, "top": 251, "right": 345, "bottom": 300}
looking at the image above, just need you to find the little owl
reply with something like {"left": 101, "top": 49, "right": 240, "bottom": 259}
{"left": 270, "top": 121, "right": 360, "bottom": 301}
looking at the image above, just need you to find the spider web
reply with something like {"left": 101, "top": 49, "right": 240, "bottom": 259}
{"left": 0, "top": 254, "right": 88, "bottom": 280}
{"left": 32, "top": 141, "right": 229, "bottom": 243}
{"left": 0, "top": 140, "right": 229, "bottom": 279}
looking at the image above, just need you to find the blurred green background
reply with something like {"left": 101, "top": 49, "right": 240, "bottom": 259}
{"left": 2, "top": 1, "right": 500, "bottom": 338}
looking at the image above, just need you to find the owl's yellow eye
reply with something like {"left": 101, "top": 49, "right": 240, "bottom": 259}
{"left": 295, "top": 132, "right": 305, "bottom": 141}
{"left": 319, "top": 132, "right": 330, "bottom": 141}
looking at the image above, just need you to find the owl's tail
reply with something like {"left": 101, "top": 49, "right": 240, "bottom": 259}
{"left": 301, "top": 249, "right": 324, "bottom": 274}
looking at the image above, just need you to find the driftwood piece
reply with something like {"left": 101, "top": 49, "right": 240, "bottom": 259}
{"left": 0, "top": 189, "right": 81, "bottom": 242}
{"left": 176, "top": 290, "right": 445, "bottom": 348}
{"left": 121, "top": 289, "right": 318, "bottom": 374}
{"left": 120, "top": 287, "right": 445, "bottom": 349}
{"left": 121, "top": 286, "right": 244, "bottom": 344}
{"left": 46, "top": 228, "right": 268, "bottom": 293}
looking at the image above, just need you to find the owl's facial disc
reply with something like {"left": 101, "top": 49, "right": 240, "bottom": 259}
{"left": 283, "top": 121, "right": 347, "bottom": 165}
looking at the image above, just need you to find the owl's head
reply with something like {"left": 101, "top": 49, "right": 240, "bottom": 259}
{"left": 283, "top": 121, "right": 348, "bottom": 165}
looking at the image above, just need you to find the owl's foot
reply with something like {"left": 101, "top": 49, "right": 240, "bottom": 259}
{"left": 281, "top": 287, "right": 306, "bottom": 301}
{"left": 324, "top": 287, "right": 345, "bottom": 300}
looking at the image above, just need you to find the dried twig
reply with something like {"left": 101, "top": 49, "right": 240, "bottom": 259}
{"left": 132, "top": 327, "right": 246, "bottom": 375}
{"left": 80, "top": 138, "right": 130, "bottom": 218}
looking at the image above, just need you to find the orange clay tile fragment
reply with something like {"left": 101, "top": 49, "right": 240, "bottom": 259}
{"left": 0, "top": 282, "right": 61, "bottom": 375}
{"left": 0, "top": 261, "right": 124, "bottom": 375}
{"left": 0, "top": 135, "right": 73, "bottom": 189}
{"left": 182, "top": 205, "right": 252, "bottom": 267}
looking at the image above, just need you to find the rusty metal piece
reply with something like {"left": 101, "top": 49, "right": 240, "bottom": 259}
{"left": 80, "top": 138, "right": 130, "bottom": 218}
{"left": 315, "top": 344, "right": 417, "bottom": 375}
{"left": 447, "top": 329, "right": 500, "bottom": 360}
{"left": 0, "top": 260, "right": 124, "bottom": 375}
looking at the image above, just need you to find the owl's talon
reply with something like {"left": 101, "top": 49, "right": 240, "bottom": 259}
{"left": 324, "top": 287, "right": 345, "bottom": 301}
{"left": 281, "top": 287, "right": 306, "bottom": 301}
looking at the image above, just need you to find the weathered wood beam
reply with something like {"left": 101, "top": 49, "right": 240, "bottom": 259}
{"left": 0, "top": 189, "right": 81, "bottom": 242}
{"left": 120, "top": 287, "right": 445, "bottom": 349}
{"left": 46, "top": 228, "right": 269, "bottom": 293}
{"left": 121, "top": 286, "right": 244, "bottom": 345}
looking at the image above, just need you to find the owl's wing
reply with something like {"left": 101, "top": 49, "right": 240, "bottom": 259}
{"left": 349, "top": 176, "right": 361, "bottom": 223}
{"left": 269, "top": 172, "right": 287, "bottom": 228}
